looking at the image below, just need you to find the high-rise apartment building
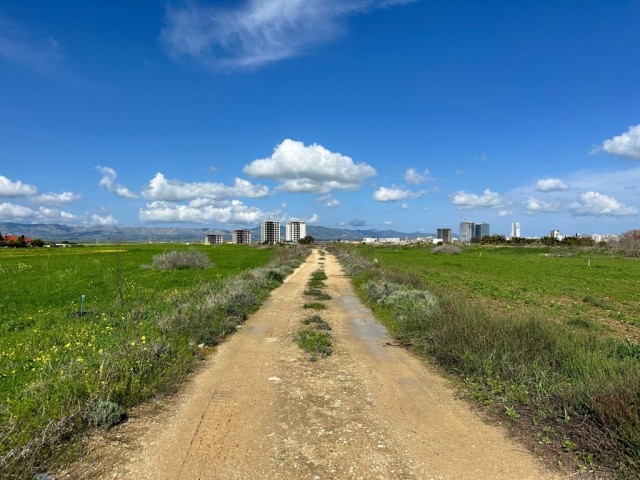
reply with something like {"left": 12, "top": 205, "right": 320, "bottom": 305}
{"left": 474, "top": 222, "right": 490, "bottom": 240}
{"left": 511, "top": 222, "right": 521, "bottom": 238}
{"left": 436, "top": 228, "right": 452, "bottom": 243}
{"left": 204, "top": 234, "right": 223, "bottom": 245}
{"left": 261, "top": 221, "right": 281, "bottom": 244}
{"left": 459, "top": 221, "right": 474, "bottom": 243}
{"left": 285, "top": 221, "right": 306, "bottom": 243}
{"left": 232, "top": 229, "right": 252, "bottom": 244}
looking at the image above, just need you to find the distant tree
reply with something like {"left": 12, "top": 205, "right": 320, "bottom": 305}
{"left": 299, "top": 235, "right": 315, "bottom": 244}
{"left": 17, "top": 235, "right": 27, "bottom": 248}
{"left": 30, "top": 238, "right": 45, "bottom": 247}
{"left": 615, "top": 229, "right": 640, "bottom": 257}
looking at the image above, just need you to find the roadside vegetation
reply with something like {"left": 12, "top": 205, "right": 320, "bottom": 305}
{"left": 0, "top": 243, "right": 308, "bottom": 479}
{"left": 330, "top": 243, "right": 640, "bottom": 478}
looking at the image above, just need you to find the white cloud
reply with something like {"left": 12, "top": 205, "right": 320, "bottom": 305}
{"left": 450, "top": 189, "right": 504, "bottom": 209}
{"left": 524, "top": 197, "right": 559, "bottom": 213}
{"left": 400, "top": 203, "right": 408, "bottom": 209}
{"left": 536, "top": 178, "right": 568, "bottom": 192}
{"left": 307, "top": 213, "right": 320, "bottom": 224}
{"left": 96, "top": 166, "right": 138, "bottom": 199}
{"left": 404, "top": 168, "right": 430, "bottom": 185}
{"left": 31, "top": 191, "right": 81, "bottom": 205}
{"left": 90, "top": 214, "right": 118, "bottom": 226}
{"left": 139, "top": 200, "right": 265, "bottom": 224}
{"left": 383, "top": 221, "right": 392, "bottom": 225}
{"left": 143, "top": 173, "right": 268, "bottom": 201}
{"left": 0, "top": 202, "right": 77, "bottom": 222}
{"left": 568, "top": 191, "right": 637, "bottom": 217}
{"left": 0, "top": 175, "right": 37, "bottom": 197}
{"left": 497, "top": 209, "right": 512, "bottom": 217}
{"left": 0, "top": 202, "right": 35, "bottom": 219}
{"left": 244, "top": 139, "right": 376, "bottom": 193}
{"left": 317, "top": 194, "right": 341, "bottom": 208}
{"left": 162, "top": 0, "right": 414, "bottom": 71}
{"left": 595, "top": 124, "right": 640, "bottom": 160}
{"left": 373, "top": 186, "right": 420, "bottom": 202}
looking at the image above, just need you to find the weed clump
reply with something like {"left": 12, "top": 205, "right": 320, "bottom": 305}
{"left": 295, "top": 329, "right": 332, "bottom": 358}
{"left": 85, "top": 399, "right": 126, "bottom": 429}
{"left": 432, "top": 245, "right": 462, "bottom": 254}
{"left": 152, "top": 250, "right": 211, "bottom": 270}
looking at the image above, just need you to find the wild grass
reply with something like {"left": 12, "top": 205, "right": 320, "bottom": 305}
{"left": 295, "top": 329, "right": 333, "bottom": 360}
{"left": 0, "top": 243, "right": 309, "bottom": 478}
{"left": 330, "top": 244, "right": 640, "bottom": 478}
{"left": 303, "top": 303, "right": 326, "bottom": 310}
{"left": 151, "top": 250, "right": 211, "bottom": 270}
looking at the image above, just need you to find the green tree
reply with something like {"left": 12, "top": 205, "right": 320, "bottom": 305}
{"left": 299, "top": 235, "right": 315, "bottom": 244}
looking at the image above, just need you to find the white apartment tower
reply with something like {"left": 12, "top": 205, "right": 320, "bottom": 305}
{"left": 232, "top": 229, "right": 252, "bottom": 244}
{"left": 261, "top": 221, "right": 281, "bottom": 244}
{"left": 285, "top": 221, "right": 306, "bottom": 243}
{"left": 511, "top": 222, "right": 521, "bottom": 238}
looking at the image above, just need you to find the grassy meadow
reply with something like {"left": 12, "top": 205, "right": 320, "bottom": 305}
{"left": 361, "top": 244, "right": 640, "bottom": 334}
{"left": 0, "top": 243, "right": 306, "bottom": 478}
{"left": 333, "top": 243, "right": 640, "bottom": 478}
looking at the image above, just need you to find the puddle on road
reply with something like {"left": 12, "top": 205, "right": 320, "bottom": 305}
{"left": 338, "top": 295, "right": 390, "bottom": 357}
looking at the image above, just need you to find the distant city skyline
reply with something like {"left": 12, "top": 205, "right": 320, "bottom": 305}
{"left": 1, "top": 1, "right": 639, "bottom": 237}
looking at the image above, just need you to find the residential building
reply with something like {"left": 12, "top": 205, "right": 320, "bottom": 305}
{"left": 285, "top": 221, "right": 306, "bottom": 243}
{"left": 459, "top": 221, "right": 474, "bottom": 243}
{"left": 474, "top": 222, "right": 490, "bottom": 240}
{"left": 232, "top": 229, "right": 252, "bottom": 244}
{"left": 511, "top": 222, "right": 521, "bottom": 238}
{"left": 436, "top": 228, "right": 452, "bottom": 243}
{"left": 204, "top": 234, "right": 223, "bottom": 245}
{"left": 261, "top": 221, "right": 281, "bottom": 244}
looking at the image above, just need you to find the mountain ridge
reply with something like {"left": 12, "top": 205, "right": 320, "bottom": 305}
{"left": 0, "top": 222, "right": 433, "bottom": 243}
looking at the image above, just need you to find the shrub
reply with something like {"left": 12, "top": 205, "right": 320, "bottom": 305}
{"left": 152, "top": 250, "right": 211, "bottom": 270}
{"left": 295, "top": 329, "right": 332, "bottom": 357}
{"left": 432, "top": 245, "right": 462, "bottom": 254}
{"left": 85, "top": 399, "right": 126, "bottom": 429}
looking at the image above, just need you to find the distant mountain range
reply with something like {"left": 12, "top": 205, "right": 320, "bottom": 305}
{"left": 0, "top": 222, "right": 433, "bottom": 243}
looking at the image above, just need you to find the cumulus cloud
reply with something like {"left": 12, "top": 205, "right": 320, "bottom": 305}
{"left": 90, "top": 214, "right": 118, "bottom": 226}
{"left": 344, "top": 219, "right": 366, "bottom": 227}
{"left": 317, "top": 194, "right": 341, "bottom": 208}
{"left": 96, "top": 166, "right": 138, "bottom": 199}
{"left": 162, "top": 0, "right": 414, "bottom": 71}
{"left": 244, "top": 139, "right": 376, "bottom": 194}
{"left": 373, "top": 186, "right": 423, "bottom": 202}
{"left": 497, "top": 209, "right": 512, "bottom": 217}
{"left": 536, "top": 178, "right": 568, "bottom": 192}
{"left": 307, "top": 213, "right": 320, "bottom": 224}
{"left": 139, "top": 199, "right": 265, "bottom": 224}
{"left": 568, "top": 191, "right": 637, "bottom": 217}
{"left": 0, "top": 202, "right": 34, "bottom": 219}
{"left": 143, "top": 173, "right": 268, "bottom": 201}
{"left": 524, "top": 197, "right": 559, "bottom": 213}
{"left": 0, "top": 202, "right": 77, "bottom": 222}
{"left": 31, "top": 191, "right": 81, "bottom": 205}
{"left": 594, "top": 124, "right": 640, "bottom": 160}
{"left": 450, "top": 189, "right": 504, "bottom": 209}
{"left": 404, "top": 168, "right": 430, "bottom": 185}
{"left": 0, "top": 175, "right": 37, "bottom": 197}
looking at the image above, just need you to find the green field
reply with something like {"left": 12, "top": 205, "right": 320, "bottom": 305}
{"left": 334, "top": 244, "right": 640, "bottom": 478}
{"left": 361, "top": 244, "right": 640, "bottom": 334}
{"left": 0, "top": 243, "right": 305, "bottom": 477}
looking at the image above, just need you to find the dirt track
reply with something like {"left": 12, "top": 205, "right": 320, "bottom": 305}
{"left": 58, "top": 250, "right": 562, "bottom": 479}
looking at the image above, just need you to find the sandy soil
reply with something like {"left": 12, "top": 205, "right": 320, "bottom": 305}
{"left": 56, "top": 250, "right": 564, "bottom": 479}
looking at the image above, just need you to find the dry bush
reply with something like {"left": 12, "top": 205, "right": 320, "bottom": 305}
{"left": 152, "top": 250, "right": 211, "bottom": 270}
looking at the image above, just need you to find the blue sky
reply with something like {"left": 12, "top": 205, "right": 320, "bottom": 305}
{"left": 1, "top": 0, "right": 639, "bottom": 237}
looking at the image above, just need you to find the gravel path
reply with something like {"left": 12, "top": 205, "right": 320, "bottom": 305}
{"left": 57, "top": 249, "right": 561, "bottom": 479}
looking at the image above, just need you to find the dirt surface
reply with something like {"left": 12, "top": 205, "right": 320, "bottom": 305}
{"left": 57, "top": 250, "right": 564, "bottom": 479}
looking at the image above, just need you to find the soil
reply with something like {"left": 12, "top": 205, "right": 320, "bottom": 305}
{"left": 56, "top": 250, "right": 567, "bottom": 479}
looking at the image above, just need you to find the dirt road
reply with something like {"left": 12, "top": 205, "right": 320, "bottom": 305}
{"left": 59, "top": 250, "right": 561, "bottom": 479}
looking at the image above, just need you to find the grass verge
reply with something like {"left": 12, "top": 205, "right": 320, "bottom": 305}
{"left": 0, "top": 245, "right": 309, "bottom": 479}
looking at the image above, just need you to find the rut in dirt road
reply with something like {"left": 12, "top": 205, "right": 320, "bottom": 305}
{"left": 58, "top": 249, "right": 561, "bottom": 480}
